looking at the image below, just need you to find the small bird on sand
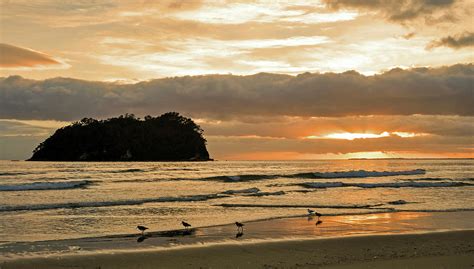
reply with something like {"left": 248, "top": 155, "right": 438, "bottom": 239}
{"left": 182, "top": 221, "right": 192, "bottom": 230}
{"left": 137, "top": 225, "right": 148, "bottom": 234}
{"left": 235, "top": 221, "right": 244, "bottom": 231}
{"left": 307, "top": 209, "right": 322, "bottom": 219}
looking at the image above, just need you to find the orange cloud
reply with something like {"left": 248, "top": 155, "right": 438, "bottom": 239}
{"left": 0, "top": 43, "right": 64, "bottom": 69}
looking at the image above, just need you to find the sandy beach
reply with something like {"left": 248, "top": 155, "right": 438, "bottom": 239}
{"left": 1, "top": 211, "right": 473, "bottom": 268}
{"left": 2, "top": 230, "right": 473, "bottom": 269}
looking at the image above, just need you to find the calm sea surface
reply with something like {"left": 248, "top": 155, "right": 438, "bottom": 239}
{"left": 0, "top": 160, "right": 472, "bottom": 242}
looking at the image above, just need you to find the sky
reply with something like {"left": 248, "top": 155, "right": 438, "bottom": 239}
{"left": 0, "top": 0, "right": 473, "bottom": 160}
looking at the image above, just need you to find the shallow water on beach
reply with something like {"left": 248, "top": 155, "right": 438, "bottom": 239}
{"left": 0, "top": 159, "right": 473, "bottom": 243}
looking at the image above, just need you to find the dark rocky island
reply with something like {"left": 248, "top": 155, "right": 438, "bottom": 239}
{"left": 28, "top": 112, "right": 211, "bottom": 161}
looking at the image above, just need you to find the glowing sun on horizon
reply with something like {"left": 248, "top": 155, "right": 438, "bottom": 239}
{"left": 305, "top": 131, "right": 428, "bottom": 140}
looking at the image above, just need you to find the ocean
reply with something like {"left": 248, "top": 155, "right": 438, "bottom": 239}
{"left": 0, "top": 159, "right": 473, "bottom": 243}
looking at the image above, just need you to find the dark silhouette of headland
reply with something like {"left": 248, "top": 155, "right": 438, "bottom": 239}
{"left": 28, "top": 112, "right": 211, "bottom": 161}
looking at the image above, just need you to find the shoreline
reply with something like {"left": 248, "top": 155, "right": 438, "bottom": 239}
{"left": 2, "top": 209, "right": 473, "bottom": 245}
{"left": 2, "top": 230, "right": 473, "bottom": 268}
{"left": 1, "top": 211, "right": 474, "bottom": 268}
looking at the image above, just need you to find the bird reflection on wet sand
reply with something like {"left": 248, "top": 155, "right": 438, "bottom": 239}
{"left": 315, "top": 220, "right": 323, "bottom": 226}
{"left": 137, "top": 235, "right": 150, "bottom": 243}
{"left": 235, "top": 231, "right": 244, "bottom": 238}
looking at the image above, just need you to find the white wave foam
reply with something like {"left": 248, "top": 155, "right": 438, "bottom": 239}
{"left": 245, "top": 191, "right": 286, "bottom": 197}
{"left": 352, "top": 181, "right": 467, "bottom": 188}
{"left": 197, "top": 169, "right": 427, "bottom": 182}
{"left": 216, "top": 203, "right": 376, "bottom": 209}
{"left": 301, "top": 181, "right": 469, "bottom": 189}
{"left": 222, "top": 187, "right": 260, "bottom": 194}
{"left": 110, "top": 168, "right": 144, "bottom": 173}
{"left": 312, "top": 169, "right": 426, "bottom": 179}
{"left": 0, "top": 180, "right": 91, "bottom": 191}
{"left": 0, "top": 193, "right": 229, "bottom": 212}
{"left": 299, "top": 182, "right": 345, "bottom": 188}
{"left": 388, "top": 200, "right": 408, "bottom": 205}
{"left": 227, "top": 176, "right": 241, "bottom": 181}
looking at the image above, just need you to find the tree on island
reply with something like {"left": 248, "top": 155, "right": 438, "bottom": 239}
{"left": 29, "top": 112, "right": 211, "bottom": 161}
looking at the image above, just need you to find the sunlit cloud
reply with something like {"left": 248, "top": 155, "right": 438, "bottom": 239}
{"left": 0, "top": 43, "right": 69, "bottom": 70}
{"left": 281, "top": 11, "right": 358, "bottom": 24}
{"left": 307, "top": 132, "right": 391, "bottom": 140}
{"left": 0, "top": 119, "right": 68, "bottom": 137}
{"left": 0, "top": 0, "right": 473, "bottom": 160}
{"left": 392, "top": 132, "right": 429, "bottom": 138}
{"left": 172, "top": 2, "right": 357, "bottom": 25}
{"left": 1, "top": 1, "right": 472, "bottom": 80}
{"left": 97, "top": 36, "right": 330, "bottom": 76}
{"left": 306, "top": 131, "right": 430, "bottom": 140}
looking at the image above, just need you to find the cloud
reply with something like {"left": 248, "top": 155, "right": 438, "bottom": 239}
{"left": 172, "top": 2, "right": 357, "bottom": 25}
{"left": 322, "top": 0, "right": 458, "bottom": 23}
{"left": 1, "top": 1, "right": 473, "bottom": 80}
{"left": 427, "top": 32, "right": 474, "bottom": 49}
{"left": 0, "top": 64, "right": 472, "bottom": 121}
{"left": 200, "top": 115, "right": 474, "bottom": 139}
{"left": 0, "top": 120, "right": 58, "bottom": 137}
{"left": 0, "top": 43, "right": 66, "bottom": 69}
{"left": 207, "top": 133, "right": 473, "bottom": 159}
{"left": 403, "top": 32, "right": 416, "bottom": 39}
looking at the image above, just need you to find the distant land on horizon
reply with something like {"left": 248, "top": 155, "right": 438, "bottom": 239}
{"left": 28, "top": 112, "right": 211, "bottom": 162}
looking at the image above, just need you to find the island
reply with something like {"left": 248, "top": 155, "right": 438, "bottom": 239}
{"left": 28, "top": 112, "right": 211, "bottom": 161}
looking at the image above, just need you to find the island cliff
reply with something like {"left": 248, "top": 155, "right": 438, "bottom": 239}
{"left": 28, "top": 112, "right": 211, "bottom": 161}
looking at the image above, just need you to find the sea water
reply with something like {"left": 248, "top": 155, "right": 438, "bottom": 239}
{"left": 0, "top": 159, "right": 472, "bottom": 242}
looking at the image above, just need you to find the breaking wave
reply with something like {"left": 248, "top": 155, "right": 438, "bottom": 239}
{"left": 299, "top": 181, "right": 471, "bottom": 189}
{"left": 399, "top": 177, "right": 474, "bottom": 182}
{"left": 222, "top": 187, "right": 260, "bottom": 194}
{"left": 0, "top": 193, "right": 229, "bottom": 212}
{"left": 190, "top": 169, "right": 427, "bottom": 182}
{"left": 245, "top": 191, "right": 286, "bottom": 197}
{"left": 109, "top": 168, "right": 145, "bottom": 173}
{"left": 0, "top": 180, "right": 91, "bottom": 191}
{"left": 0, "top": 171, "right": 47, "bottom": 176}
{"left": 216, "top": 203, "right": 378, "bottom": 209}
{"left": 222, "top": 188, "right": 285, "bottom": 197}
{"left": 201, "top": 174, "right": 278, "bottom": 182}
{"left": 297, "top": 169, "right": 426, "bottom": 179}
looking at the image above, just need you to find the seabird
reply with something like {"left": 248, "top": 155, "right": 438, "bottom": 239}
{"left": 308, "top": 209, "right": 322, "bottom": 219}
{"left": 137, "top": 225, "right": 148, "bottom": 234}
{"left": 235, "top": 221, "right": 244, "bottom": 231}
{"left": 182, "top": 221, "right": 192, "bottom": 230}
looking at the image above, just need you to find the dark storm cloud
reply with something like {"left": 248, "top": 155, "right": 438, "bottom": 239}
{"left": 322, "top": 0, "right": 457, "bottom": 22}
{"left": 0, "top": 64, "right": 472, "bottom": 121}
{"left": 427, "top": 32, "right": 474, "bottom": 49}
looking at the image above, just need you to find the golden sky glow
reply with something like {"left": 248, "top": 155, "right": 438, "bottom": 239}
{"left": 0, "top": 0, "right": 473, "bottom": 160}
{"left": 306, "top": 131, "right": 429, "bottom": 140}
{"left": 1, "top": 0, "right": 473, "bottom": 80}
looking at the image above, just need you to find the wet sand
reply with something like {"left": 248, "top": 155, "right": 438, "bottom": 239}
{"left": 1, "top": 211, "right": 473, "bottom": 268}
{"left": 2, "top": 230, "right": 473, "bottom": 268}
